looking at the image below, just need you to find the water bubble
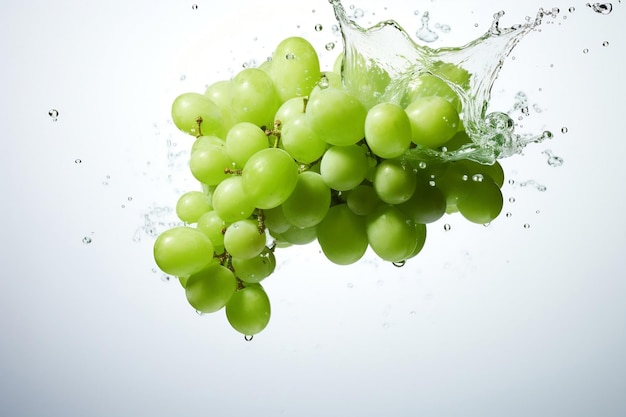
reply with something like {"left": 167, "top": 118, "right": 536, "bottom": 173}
{"left": 318, "top": 75, "right": 330, "bottom": 89}
{"left": 82, "top": 236, "right": 92, "bottom": 244}
{"left": 472, "top": 174, "right": 484, "bottom": 182}
{"left": 128, "top": 196, "right": 133, "bottom": 201}
{"left": 392, "top": 260, "right": 406, "bottom": 268}
{"left": 561, "top": 126, "right": 568, "bottom": 134}
{"left": 438, "top": 24, "right": 451, "bottom": 33}
{"left": 443, "top": 224, "right": 451, "bottom": 231}
{"left": 474, "top": 23, "right": 479, "bottom": 27}
{"left": 506, "top": 212, "right": 513, "bottom": 218}
{"left": 414, "top": 10, "right": 420, "bottom": 15}
{"left": 602, "top": 41, "right": 609, "bottom": 47}
{"left": 325, "top": 42, "right": 336, "bottom": 51}
{"left": 75, "top": 158, "right": 82, "bottom": 164}
{"left": 347, "top": 282, "right": 354, "bottom": 288}
{"left": 285, "top": 53, "right": 295, "bottom": 60}
{"left": 48, "top": 109, "right": 59, "bottom": 121}
{"left": 151, "top": 268, "right": 157, "bottom": 273}
{"left": 244, "top": 335, "right": 254, "bottom": 341}
{"left": 352, "top": 8, "right": 365, "bottom": 19}
{"left": 509, "top": 197, "right": 516, "bottom": 203}
{"left": 523, "top": 223, "right": 531, "bottom": 229}
{"left": 569, "top": 6, "right": 576, "bottom": 12}
{"left": 314, "top": 23, "right": 323, "bottom": 31}
{"left": 588, "top": 2, "right": 613, "bottom": 14}
{"left": 520, "top": 180, "right": 547, "bottom": 192}
{"left": 161, "top": 274, "right": 170, "bottom": 282}
{"left": 418, "top": 161, "right": 427, "bottom": 169}
{"left": 508, "top": 179, "right": 515, "bottom": 185}
{"left": 191, "top": 4, "right": 198, "bottom": 10}
{"left": 536, "top": 210, "right": 541, "bottom": 214}
{"left": 542, "top": 149, "right": 564, "bottom": 167}
{"left": 583, "top": 48, "right": 589, "bottom": 54}
{"left": 331, "top": 24, "right": 340, "bottom": 35}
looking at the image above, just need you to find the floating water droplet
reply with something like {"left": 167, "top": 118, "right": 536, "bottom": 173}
{"left": 195, "top": 310, "right": 205, "bottom": 316}
{"left": 509, "top": 197, "right": 516, "bottom": 203}
{"left": 392, "top": 260, "right": 406, "bottom": 268}
{"left": 382, "top": 322, "right": 391, "bottom": 328}
{"left": 75, "top": 158, "right": 82, "bottom": 164}
{"left": 542, "top": 149, "right": 564, "bottom": 167}
{"left": 331, "top": 24, "right": 340, "bottom": 35}
{"left": 347, "top": 282, "right": 354, "bottom": 288}
{"left": 583, "top": 48, "right": 589, "bottom": 54}
{"left": 128, "top": 196, "right": 133, "bottom": 201}
{"left": 161, "top": 274, "right": 170, "bottom": 282}
{"left": 82, "top": 236, "right": 92, "bottom": 244}
{"left": 151, "top": 268, "right": 157, "bottom": 273}
{"left": 318, "top": 75, "right": 330, "bottom": 89}
{"left": 438, "top": 23, "right": 451, "bottom": 33}
{"left": 523, "top": 223, "right": 531, "bottom": 229}
{"left": 588, "top": 2, "right": 613, "bottom": 14}
{"left": 416, "top": 11, "right": 439, "bottom": 42}
{"left": 602, "top": 40, "right": 609, "bottom": 47}
{"left": 325, "top": 42, "right": 336, "bottom": 51}
{"left": 520, "top": 180, "right": 547, "bottom": 192}
{"left": 48, "top": 109, "right": 59, "bottom": 121}
{"left": 508, "top": 179, "right": 515, "bottom": 185}
{"left": 191, "top": 4, "right": 198, "bottom": 10}
{"left": 536, "top": 210, "right": 541, "bottom": 214}
{"left": 506, "top": 212, "right": 512, "bottom": 218}
{"left": 569, "top": 6, "right": 576, "bottom": 12}
{"left": 315, "top": 23, "right": 323, "bottom": 31}
{"left": 561, "top": 126, "right": 568, "bottom": 134}
{"left": 443, "top": 224, "right": 451, "bottom": 231}
{"left": 244, "top": 335, "right": 254, "bottom": 341}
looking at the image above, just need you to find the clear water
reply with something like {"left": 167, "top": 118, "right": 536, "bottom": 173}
{"left": 330, "top": 0, "right": 560, "bottom": 164}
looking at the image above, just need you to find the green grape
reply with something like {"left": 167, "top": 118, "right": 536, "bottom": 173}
{"left": 196, "top": 210, "right": 228, "bottom": 249}
{"left": 153, "top": 226, "right": 214, "bottom": 277}
{"left": 306, "top": 86, "right": 366, "bottom": 146}
{"left": 457, "top": 159, "right": 505, "bottom": 188}
{"left": 403, "top": 73, "right": 462, "bottom": 112}
{"left": 406, "top": 96, "right": 460, "bottom": 148}
{"left": 241, "top": 148, "right": 299, "bottom": 209}
{"left": 226, "top": 284, "right": 271, "bottom": 336}
{"left": 431, "top": 61, "right": 471, "bottom": 90}
{"left": 366, "top": 205, "right": 419, "bottom": 263}
{"left": 282, "top": 171, "right": 331, "bottom": 228}
{"left": 185, "top": 262, "right": 237, "bottom": 313}
{"left": 262, "top": 206, "right": 291, "bottom": 234}
{"left": 258, "top": 58, "right": 272, "bottom": 74}
{"left": 346, "top": 184, "right": 380, "bottom": 216}
{"left": 171, "top": 92, "right": 226, "bottom": 138}
{"left": 178, "top": 275, "right": 189, "bottom": 289}
{"left": 333, "top": 52, "right": 344, "bottom": 74}
{"left": 281, "top": 225, "right": 318, "bottom": 245}
{"left": 317, "top": 204, "right": 368, "bottom": 265}
{"left": 231, "top": 68, "right": 281, "bottom": 127}
{"left": 398, "top": 182, "right": 447, "bottom": 224}
{"left": 456, "top": 177, "right": 504, "bottom": 224}
{"left": 204, "top": 79, "right": 236, "bottom": 132}
{"left": 191, "top": 135, "right": 226, "bottom": 154}
{"left": 212, "top": 176, "right": 256, "bottom": 223}
{"left": 275, "top": 96, "right": 307, "bottom": 125}
{"left": 372, "top": 159, "right": 417, "bottom": 205}
{"left": 320, "top": 144, "right": 368, "bottom": 191}
{"left": 364, "top": 102, "right": 412, "bottom": 159}
{"left": 232, "top": 247, "right": 276, "bottom": 284}
{"left": 320, "top": 71, "right": 342, "bottom": 89}
{"left": 441, "top": 130, "right": 472, "bottom": 151}
{"left": 189, "top": 143, "right": 235, "bottom": 186}
{"left": 225, "top": 122, "right": 269, "bottom": 167}
{"left": 342, "top": 49, "right": 391, "bottom": 110}
{"left": 405, "top": 222, "right": 427, "bottom": 260}
{"left": 280, "top": 114, "right": 327, "bottom": 164}
{"left": 434, "top": 161, "right": 470, "bottom": 213}
{"left": 268, "top": 37, "right": 322, "bottom": 103}
{"left": 176, "top": 191, "right": 213, "bottom": 224}
{"left": 223, "top": 219, "right": 266, "bottom": 260}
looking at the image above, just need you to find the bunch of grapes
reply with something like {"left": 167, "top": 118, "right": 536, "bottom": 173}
{"left": 153, "top": 36, "right": 505, "bottom": 338}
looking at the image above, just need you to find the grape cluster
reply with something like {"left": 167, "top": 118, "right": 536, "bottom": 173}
{"left": 153, "top": 36, "right": 505, "bottom": 337}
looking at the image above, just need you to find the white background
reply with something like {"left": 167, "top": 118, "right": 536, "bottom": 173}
{"left": 1, "top": 0, "right": 625, "bottom": 416}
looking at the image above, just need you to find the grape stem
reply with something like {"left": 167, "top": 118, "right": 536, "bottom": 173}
{"left": 256, "top": 209, "right": 266, "bottom": 234}
{"left": 224, "top": 167, "right": 242, "bottom": 175}
{"left": 264, "top": 120, "right": 282, "bottom": 148}
{"left": 195, "top": 116, "right": 203, "bottom": 138}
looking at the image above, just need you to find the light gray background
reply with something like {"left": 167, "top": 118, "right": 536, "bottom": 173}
{"left": 1, "top": 1, "right": 625, "bottom": 416}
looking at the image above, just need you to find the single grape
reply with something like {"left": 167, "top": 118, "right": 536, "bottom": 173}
{"left": 372, "top": 159, "right": 417, "bottom": 205}
{"left": 176, "top": 191, "right": 213, "bottom": 224}
{"left": 306, "top": 86, "right": 366, "bottom": 146}
{"left": 398, "top": 183, "right": 447, "bottom": 224}
{"left": 281, "top": 225, "right": 318, "bottom": 245}
{"left": 280, "top": 114, "right": 327, "bottom": 164}
{"left": 191, "top": 135, "right": 226, "bottom": 154}
{"left": 268, "top": 37, "right": 322, "bottom": 103}
{"left": 403, "top": 73, "right": 462, "bottom": 112}
{"left": 185, "top": 262, "right": 237, "bottom": 313}
{"left": 231, "top": 68, "right": 281, "bottom": 127}
{"left": 204, "top": 79, "right": 236, "bottom": 132}
{"left": 212, "top": 176, "right": 256, "bottom": 223}
{"left": 226, "top": 284, "right": 271, "bottom": 336}
{"left": 241, "top": 148, "right": 299, "bottom": 209}
{"left": 366, "top": 205, "right": 419, "bottom": 263}
{"left": 282, "top": 171, "right": 331, "bottom": 228}
{"left": 456, "top": 177, "right": 504, "bottom": 224}
{"left": 196, "top": 210, "right": 228, "bottom": 249}
{"left": 457, "top": 159, "right": 505, "bottom": 188}
{"left": 223, "top": 219, "right": 267, "bottom": 260}
{"left": 189, "top": 143, "right": 235, "bottom": 186}
{"left": 153, "top": 226, "right": 214, "bottom": 277}
{"left": 405, "top": 222, "right": 427, "bottom": 260}
{"left": 171, "top": 92, "right": 226, "bottom": 138}
{"left": 262, "top": 206, "right": 291, "bottom": 234}
{"left": 275, "top": 96, "right": 308, "bottom": 125}
{"left": 406, "top": 96, "right": 460, "bottom": 148}
{"left": 232, "top": 247, "right": 276, "bottom": 284}
{"left": 320, "top": 144, "right": 368, "bottom": 191}
{"left": 364, "top": 102, "right": 412, "bottom": 159}
{"left": 225, "top": 122, "right": 269, "bottom": 167}
{"left": 346, "top": 184, "right": 380, "bottom": 216}
{"left": 317, "top": 204, "right": 368, "bottom": 265}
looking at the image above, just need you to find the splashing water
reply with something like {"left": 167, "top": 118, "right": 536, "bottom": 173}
{"left": 330, "top": 0, "right": 559, "bottom": 164}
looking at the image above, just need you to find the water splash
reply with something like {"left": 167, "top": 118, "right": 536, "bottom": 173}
{"left": 330, "top": 0, "right": 559, "bottom": 164}
{"left": 588, "top": 2, "right": 613, "bottom": 14}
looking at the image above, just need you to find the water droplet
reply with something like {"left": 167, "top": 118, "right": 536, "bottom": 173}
{"left": 508, "top": 179, "right": 515, "bottom": 185}
{"left": 509, "top": 197, "right": 516, "bottom": 203}
{"left": 285, "top": 53, "right": 295, "bottom": 60}
{"left": 382, "top": 322, "right": 391, "bottom": 328}
{"left": 474, "top": 23, "right": 479, "bottom": 27}
{"left": 506, "top": 212, "right": 512, "bottom": 218}
{"left": 128, "top": 196, "right": 133, "bottom": 201}
{"left": 588, "top": 2, "right": 613, "bottom": 14}
{"left": 347, "top": 282, "right": 354, "bottom": 288}
{"left": 331, "top": 24, "right": 340, "bottom": 35}
{"left": 443, "top": 224, "right": 451, "bottom": 231}
{"left": 195, "top": 310, "right": 205, "bottom": 316}
{"left": 483, "top": 222, "right": 491, "bottom": 227}
{"left": 48, "top": 109, "right": 59, "bottom": 121}
{"left": 318, "top": 75, "right": 330, "bottom": 89}
{"left": 561, "top": 126, "right": 568, "bottom": 134}
{"left": 161, "top": 274, "right": 170, "bottom": 282}
{"left": 523, "top": 223, "right": 531, "bottom": 229}
{"left": 244, "top": 335, "right": 254, "bottom": 341}
{"left": 151, "top": 268, "right": 157, "bottom": 273}
{"left": 82, "top": 236, "right": 92, "bottom": 244}
{"left": 569, "top": 6, "right": 576, "bottom": 12}
{"left": 410, "top": 310, "right": 417, "bottom": 316}
{"left": 602, "top": 40, "right": 609, "bottom": 47}
{"left": 325, "top": 42, "right": 336, "bottom": 51}
{"left": 75, "top": 158, "right": 82, "bottom": 164}
{"left": 191, "top": 4, "right": 198, "bottom": 10}
{"left": 472, "top": 174, "right": 484, "bottom": 182}
{"left": 583, "top": 48, "right": 589, "bottom": 54}
{"left": 392, "top": 260, "right": 406, "bottom": 268}
{"left": 416, "top": 11, "right": 439, "bottom": 42}
{"left": 315, "top": 23, "right": 323, "bottom": 31}
{"left": 536, "top": 210, "right": 541, "bottom": 214}
{"left": 542, "top": 149, "right": 564, "bottom": 167}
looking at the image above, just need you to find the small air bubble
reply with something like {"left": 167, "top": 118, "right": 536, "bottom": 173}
{"left": 382, "top": 322, "right": 391, "bottom": 329}
{"left": 82, "top": 236, "right": 92, "bottom": 244}
{"left": 161, "top": 274, "right": 170, "bottom": 282}
{"left": 318, "top": 75, "right": 330, "bottom": 89}
{"left": 443, "top": 224, "right": 451, "bottom": 231}
{"left": 414, "top": 10, "right": 420, "bottom": 15}
{"left": 325, "top": 42, "right": 336, "bottom": 51}
{"left": 314, "top": 23, "right": 323, "bottom": 31}
{"left": 244, "top": 335, "right": 254, "bottom": 341}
